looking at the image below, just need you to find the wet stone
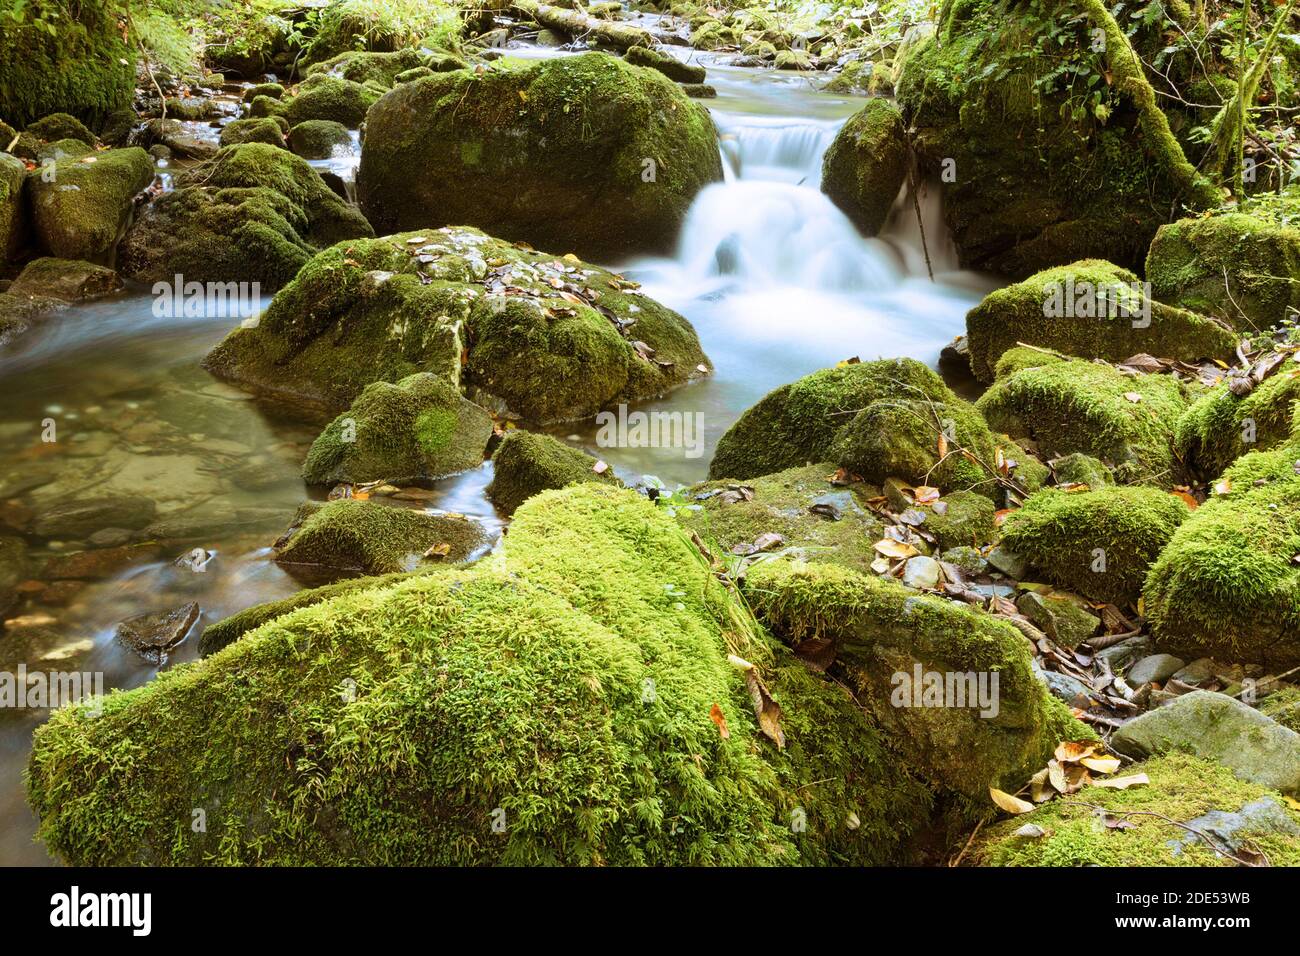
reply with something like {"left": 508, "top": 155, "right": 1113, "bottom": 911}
{"left": 115, "top": 601, "right": 201, "bottom": 660}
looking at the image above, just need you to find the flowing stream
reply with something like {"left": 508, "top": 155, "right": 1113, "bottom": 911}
{"left": 0, "top": 54, "right": 996, "bottom": 864}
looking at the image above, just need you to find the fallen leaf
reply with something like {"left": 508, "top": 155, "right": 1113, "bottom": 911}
{"left": 874, "top": 539, "right": 919, "bottom": 559}
{"left": 914, "top": 485, "right": 941, "bottom": 504}
{"left": 1054, "top": 741, "right": 1097, "bottom": 764}
{"left": 990, "top": 787, "right": 1035, "bottom": 815}
{"left": 745, "top": 670, "right": 785, "bottom": 749}
{"left": 709, "top": 703, "right": 729, "bottom": 739}
{"left": 1080, "top": 755, "right": 1121, "bottom": 774}
{"left": 752, "top": 531, "right": 785, "bottom": 552}
{"left": 1171, "top": 490, "right": 1199, "bottom": 509}
{"left": 1091, "top": 773, "right": 1150, "bottom": 790}
{"left": 1123, "top": 392, "right": 1143, "bottom": 403}
{"left": 1013, "top": 823, "right": 1047, "bottom": 839}
{"left": 423, "top": 542, "right": 451, "bottom": 558}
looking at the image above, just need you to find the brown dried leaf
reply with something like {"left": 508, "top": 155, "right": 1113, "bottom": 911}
{"left": 990, "top": 787, "right": 1035, "bottom": 815}
{"left": 709, "top": 703, "right": 730, "bottom": 739}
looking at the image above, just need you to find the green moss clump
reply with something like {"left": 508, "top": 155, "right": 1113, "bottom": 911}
{"left": 273, "top": 75, "right": 381, "bottom": 128}
{"left": 676, "top": 464, "right": 886, "bottom": 574}
{"left": 287, "top": 120, "right": 352, "bottom": 160}
{"left": 242, "top": 83, "right": 285, "bottom": 103}
{"left": 710, "top": 358, "right": 1010, "bottom": 499}
{"left": 1051, "top": 452, "right": 1115, "bottom": 489}
{"left": 1000, "top": 486, "right": 1190, "bottom": 606}
{"left": 0, "top": 153, "right": 27, "bottom": 261}
{"left": 305, "top": 48, "right": 437, "bottom": 87}
{"left": 357, "top": 52, "right": 723, "bottom": 262}
{"left": 303, "top": 373, "right": 492, "bottom": 485}
{"left": 120, "top": 143, "right": 373, "bottom": 289}
{"left": 992, "top": 345, "right": 1067, "bottom": 380}
{"left": 1174, "top": 373, "right": 1300, "bottom": 481}
{"left": 624, "top": 46, "right": 707, "bottom": 84}
{"left": 973, "top": 753, "right": 1300, "bottom": 866}
{"left": 0, "top": 1, "right": 135, "bottom": 128}
{"left": 26, "top": 147, "right": 154, "bottom": 261}
{"left": 25, "top": 112, "right": 96, "bottom": 147}
{"left": 28, "top": 485, "right": 930, "bottom": 865}
{"left": 218, "top": 117, "right": 287, "bottom": 149}
{"left": 923, "top": 490, "right": 997, "bottom": 550}
{"left": 303, "top": 0, "right": 461, "bottom": 64}
{"left": 976, "top": 356, "right": 1195, "bottom": 486}
{"left": 965, "top": 261, "right": 1237, "bottom": 382}
{"left": 743, "top": 557, "right": 1093, "bottom": 802}
{"left": 820, "top": 99, "right": 909, "bottom": 237}
{"left": 274, "top": 498, "right": 490, "bottom": 576}
{"left": 486, "top": 430, "right": 619, "bottom": 514}
{"left": 204, "top": 227, "right": 708, "bottom": 421}
{"left": 1143, "top": 459, "right": 1300, "bottom": 667}
{"left": 1147, "top": 211, "right": 1300, "bottom": 332}
{"left": 1261, "top": 687, "right": 1300, "bottom": 734}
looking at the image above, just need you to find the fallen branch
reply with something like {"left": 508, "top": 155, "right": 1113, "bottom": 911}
{"left": 511, "top": 1, "right": 653, "bottom": 51}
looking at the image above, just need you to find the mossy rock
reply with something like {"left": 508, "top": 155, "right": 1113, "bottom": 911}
{"left": 1174, "top": 372, "right": 1300, "bottom": 481}
{"left": 1015, "top": 590, "right": 1099, "bottom": 648}
{"left": 710, "top": 358, "right": 1019, "bottom": 500}
{"left": 675, "top": 464, "right": 886, "bottom": 573}
{"left": 744, "top": 557, "right": 1093, "bottom": 803}
{"left": 305, "top": 48, "right": 440, "bottom": 88}
{"left": 1051, "top": 452, "right": 1115, "bottom": 489}
{"left": 26, "top": 147, "right": 154, "bottom": 261}
{"left": 820, "top": 98, "right": 908, "bottom": 237}
{"left": 357, "top": 52, "right": 723, "bottom": 262}
{"left": 28, "top": 485, "right": 931, "bottom": 865}
{"left": 922, "top": 490, "right": 996, "bottom": 551}
{"left": 972, "top": 753, "right": 1300, "bottom": 866}
{"left": 1261, "top": 687, "right": 1300, "bottom": 734}
{"left": 276, "top": 74, "right": 382, "bottom": 128}
{"left": 1144, "top": 455, "right": 1300, "bottom": 667}
{"left": 218, "top": 117, "right": 288, "bottom": 149}
{"left": 119, "top": 143, "right": 374, "bottom": 289}
{"left": 623, "top": 45, "right": 706, "bottom": 84}
{"left": 999, "top": 486, "right": 1190, "bottom": 606}
{"left": 8, "top": 257, "right": 121, "bottom": 302}
{"left": 965, "top": 261, "right": 1238, "bottom": 383}
{"left": 303, "top": 373, "right": 493, "bottom": 485}
{"left": 288, "top": 120, "right": 352, "bottom": 160}
{"left": 34, "top": 138, "right": 94, "bottom": 165}
{"left": 895, "top": 0, "right": 1216, "bottom": 278}
{"left": 1147, "top": 211, "right": 1300, "bottom": 333}
{"left": 26, "top": 113, "right": 96, "bottom": 147}
{"left": 0, "top": 291, "right": 66, "bottom": 348}
{"left": 0, "top": 153, "right": 29, "bottom": 261}
{"left": 690, "top": 21, "right": 741, "bottom": 50}
{"left": 823, "top": 59, "right": 875, "bottom": 94}
{"left": 976, "top": 355, "right": 1196, "bottom": 486}
{"left": 485, "top": 429, "right": 619, "bottom": 514}
{"left": 242, "top": 83, "right": 285, "bottom": 103}
{"left": 274, "top": 498, "right": 491, "bottom": 578}
{"left": 0, "top": 1, "right": 135, "bottom": 128}
{"left": 203, "top": 227, "right": 709, "bottom": 421}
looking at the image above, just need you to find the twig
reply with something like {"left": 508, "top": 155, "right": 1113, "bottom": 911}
{"left": 948, "top": 816, "right": 987, "bottom": 867}
{"left": 1058, "top": 800, "right": 1268, "bottom": 866}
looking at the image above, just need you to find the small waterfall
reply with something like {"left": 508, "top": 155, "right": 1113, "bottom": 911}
{"left": 715, "top": 113, "right": 839, "bottom": 186}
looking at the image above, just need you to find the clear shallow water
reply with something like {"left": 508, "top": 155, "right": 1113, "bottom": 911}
{"left": 0, "top": 53, "right": 995, "bottom": 864}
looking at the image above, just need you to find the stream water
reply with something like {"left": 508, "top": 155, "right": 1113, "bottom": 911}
{"left": 0, "top": 50, "right": 996, "bottom": 865}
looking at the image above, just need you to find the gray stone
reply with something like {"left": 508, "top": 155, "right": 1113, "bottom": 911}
{"left": 985, "top": 545, "right": 1027, "bottom": 579}
{"left": 902, "top": 555, "right": 941, "bottom": 590}
{"left": 1127, "top": 653, "right": 1185, "bottom": 686}
{"left": 1112, "top": 690, "right": 1300, "bottom": 796}
{"left": 33, "top": 495, "right": 157, "bottom": 539}
{"left": 1167, "top": 798, "right": 1300, "bottom": 858}
{"left": 1094, "top": 634, "right": 1152, "bottom": 669}
{"left": 115, "top": 602, "right": 200, "bottom": 660}
{"left": 1040, "top": 668, "right": 1093, "bottom": 705}
{"left": 1016, "top": 591, "right": 1099, "bottom": 648}
{"left": 1171, "top": 657, "right": 1217, "bottom": 687}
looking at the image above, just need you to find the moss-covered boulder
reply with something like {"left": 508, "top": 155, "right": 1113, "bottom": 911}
{"left": 8, "top": 257, "right": 121, "bottom": 302}
{"left": 745, "top": 558, "right": 1091, "bottom": 802}
{"left": 274, "top": 74, "right": 382, "bottom": 128}
{"left": 485, "top": 430, "right": 619, "bottom": 514}
{"left": 203, "top": 227, "right": 709, "bottom": 421}
{"left": 895, "top": 0, "right": 1217, "bottom": 278}
{"left": 27, "top": 485, "right": 932, "bottom": 865}
{"left": 26, "top": 113, "right": 96, "bottom": 148}
{"left": 303, "top": 373, "right": 492, "bottom": 485}
{"left": 999, "top": 486, "right": 1190, "bottom": 606}
{"left": 623, "top": 45, "right": 707, "bottom": 84}
{"left": 218, "top": 117, "right": 288, "bottom": 149}
{"left": 976, "top": 352, "right": 1195, "bottom": 485}
{"left": 26, "top": 147, "right": 153, "bottom": 261}
{"left": 288, "top": 120, "right": 352, "bottom": 160}
{"left": 0, "top": 291, "right": 66, "bottom": 348}
{"left": 357, "top": 53, "right": 723, "bottom": 262}
{"left": 1144, "top": 453, "right": 1300, "bottom": 667}
{"left": 966, "top": 261, "right": 1237, "bottom": 383}
{"left": 1174, "top": 372, "right": 1300, "bottom": 481}
{"left": 676, "top": 464, "right": 887, "bottom": 573}
{"left": 972, "top": 753, "right": 1300, "bottom": 866}
{"left": 119, "top": 143, "right": 373, "bottom": 289}
{"left": 1147, "top": 209, "right": 1300, "bottom": 332}
{"left": 274, "top": 498, "right": 491, "bottom": 578}
{"left": 303, "top": 48, "right": 460, "bottom": 87}
{"left": 1, "top": 153, "right": 30, "bottom": 262}
{"left": 820, "top": 99, "right": 909, "bottom": 237}
{"left": 709, "top": 358, "right": 1023, "bottom": 500}
{"left": 0, "top": 1, "right": 135, "bottom": 128}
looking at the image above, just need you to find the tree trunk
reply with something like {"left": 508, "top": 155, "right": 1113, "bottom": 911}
{"left": 511, "top": 1, "right": 653, "bottom": 51}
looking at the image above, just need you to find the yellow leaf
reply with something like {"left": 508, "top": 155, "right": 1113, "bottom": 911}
{"left": 1080, "top": 755, "right": 1121, "bottom": 774}
{"left": 990, "top": 787, "right": 1035, "bottom": 815}
{"left": 873, "top": 539, "right": 919, "bottom": 559}
{"left": 1091, "top": 773, "right": 1150, "bottom": 790}
{"left": 1054, "top": 741, "right": 1096, "bottom": 764}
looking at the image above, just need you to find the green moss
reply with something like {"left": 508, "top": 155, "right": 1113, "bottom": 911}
{"left": 305, "top": 48, "right": 435, "bottom": 87}
{"left": 675, "top": 464, "right": 886, "bottom": 574}
{"left": 204, "top": 228, "right": 708, "bottom": 421}
{"left": 820, "top": 99, "right": 908, "bottom": 237}
{"left": 1147, "top": 211, "right": 1300, "bottom": 333}
{"left": 993, "top": 345, "right": 1068, "bottom": 380}
{"left": 0, "top": 1, "right": 135, "bottom": 128}
{"left": 1175, "top": 373, "right": 1300, "bottom": 481}
{"left": 26, "top": 147, "right": 154, "bottom": 261}
{"left": 1000, "top": 486, "right": 1190, "bottom": 606}
{"left": 1051, "top": 452, "right": 1115, "bottom": 489}
{"left": 1144, "top": 461, "right": 1300, "bottom": 667}
{"left": 242, "top": 83, "right": 285, "bottom": 103}
{"left": 743, "top": 557, "right": 1094, "bottom": 802}
{"left": 923, "top": 490, "right": 997, "bottom": 550}
{"left": 966, "top": 261, "right": 1238, "bottom": 383}
{"left": 624, "top": 46, "right": 706, "bottom": 84}
{"left": 274, "top": 498, "right": 490, "bottom": 576}
{"left": 274, "top": 75, "right": 381, "bottom": 127}
{"left": 486, "top": 430, "right": 619, "bottom": 514}
{"left": 974, "top": 753, "right": 1300, "bottom": 866}
{"left": 25, "top": 112, "right": 95, "bottom": 146}
{"left": 218, "top": 117, "right": 288, "bottom": 149}
{"left": 710, "top": 358, "right": 1007, "bottom": 499}
{"left": 976, "top": 356, "right": 1196, "bottom": 486}
{"left": 303, "top": 372, "right": 492, "bottom": 485}
{"left": 357, "top": 52, "right": 723, "bottom": 261}
{"left": 0, "top": 153, "right": 27, "bottom": 261}
{"left": 1261, "top": 687, "right": 1300, "bottom": 734}
{"left": 304, "top": 0, "right": 461, "bottom": 64}
{"left": 287, "top": 120, "right": 352, "bottom": 159}
{"left": 28, "top": 485, "right": 929, "bottom": 865}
